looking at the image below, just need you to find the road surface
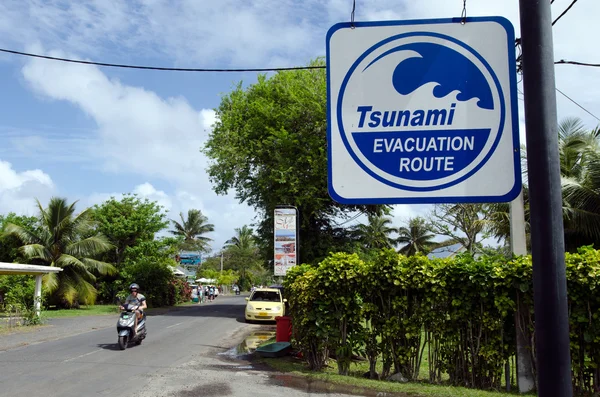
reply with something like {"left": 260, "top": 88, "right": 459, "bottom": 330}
{"left": 0, "top": 295, "right": 358, "bottom": 397}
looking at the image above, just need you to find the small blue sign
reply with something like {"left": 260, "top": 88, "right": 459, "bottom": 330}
{"left": 327, "top": 17, "right": 521, "bottom": 204}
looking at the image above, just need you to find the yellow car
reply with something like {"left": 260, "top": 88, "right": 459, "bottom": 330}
{"left": 245, "top": 288, "right": 286, "bottom": 322}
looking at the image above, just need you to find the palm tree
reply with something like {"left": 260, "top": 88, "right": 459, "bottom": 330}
{"left": 353, "top": 215, "right": 396, "bottom": 249}
{"left": 396, "top": 217, "right": 437, "bottom": 256}
{"left": 485, "top": 187, "right": 531, "bottom": 251}
{"left": 224, "top": 225, "right": 255, "bottom": 250}
{"left": 224, "top": 225, "right": 260, "bottom": 289}
{"left": 558, "top": 119, "right": 600, "bottom": 250}
{"left": 170, "top": 209, "right": 214, "bottom": 252}
{"left": 3, "top": 197, "right": 115, "bottom": 306}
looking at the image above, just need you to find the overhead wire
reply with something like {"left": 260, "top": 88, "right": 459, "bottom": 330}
{"left": 0, "top": 48, "right": 323, "bottom": 72}
{"left": 555, "top": 88, "right": 600, "bottom": 122}
{"left": 552, "top": 0, "right": 579, "bottom": 26}
{"left": 1, "top": 47, "right": 598, "bottom": 73}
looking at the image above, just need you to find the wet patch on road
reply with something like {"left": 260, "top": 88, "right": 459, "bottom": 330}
{"left": 217, "top": 328, "right": 276, "bottom": 361}
{"left": 176, "top": 381, "right": 232, "bottom": 396}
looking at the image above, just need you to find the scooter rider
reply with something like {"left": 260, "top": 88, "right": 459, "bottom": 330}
{"left": 120, "top": 283, "right": 147, "bottom": 335}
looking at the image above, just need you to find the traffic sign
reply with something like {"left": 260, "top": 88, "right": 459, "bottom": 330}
{"left": 326, "top": 17, "right": 521, "bottom": 204}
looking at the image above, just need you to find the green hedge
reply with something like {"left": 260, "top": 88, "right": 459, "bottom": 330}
{"left": 285, "top": 246, "right": 600, "bottom": 394}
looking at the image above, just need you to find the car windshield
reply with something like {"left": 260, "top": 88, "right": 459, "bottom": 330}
{"left": 250, "top": 291, "right": 280, "bottom": 302}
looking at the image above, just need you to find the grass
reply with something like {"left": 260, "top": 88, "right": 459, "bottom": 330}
{"left": 260, "top": 357, "right": 531, "bottom": 397}
{"left": 41, "top": 304, "right": 120, "bottom": 318}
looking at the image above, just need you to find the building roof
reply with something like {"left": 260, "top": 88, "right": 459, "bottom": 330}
{"left": 427, "top": 243, "right": 465, "bottom": 259}
{"left": 0, "top": 262, "right": 63, "bottom": 275}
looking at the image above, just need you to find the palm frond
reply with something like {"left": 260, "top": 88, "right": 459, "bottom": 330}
{"left": 18, "top": 244, "right": 53, "bottom": 263}
{"left": 3, "top": 223, "right": 42, "bottom": 245}
{"left": 81, "top": 258, "right": 118, "bottom": 276}
{"left": 66, "top": 235, "right": 113, "bottom": 258}
{"left": 42, "top": 272, "right": 59, "bottom": 293}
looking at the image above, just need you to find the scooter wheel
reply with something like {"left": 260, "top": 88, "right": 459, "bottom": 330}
{"left": 118, "top": 335, "right": 128, "bottom": 350}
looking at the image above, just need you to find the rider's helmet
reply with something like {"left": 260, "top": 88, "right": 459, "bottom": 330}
{"left": 129, "top": 283, "right": 140, "bottom": 292}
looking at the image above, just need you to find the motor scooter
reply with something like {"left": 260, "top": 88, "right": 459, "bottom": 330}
{"left": 116, "top": 303, "right": 147, "bottom": 350}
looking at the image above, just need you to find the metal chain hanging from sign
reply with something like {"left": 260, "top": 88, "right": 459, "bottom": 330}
{"left": 461, "top": 0, "right": 467, "bottom": 24}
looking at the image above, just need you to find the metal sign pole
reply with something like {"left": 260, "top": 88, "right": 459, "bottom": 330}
{"left": 518, "top": 0, "right": 573, "bottom": 395}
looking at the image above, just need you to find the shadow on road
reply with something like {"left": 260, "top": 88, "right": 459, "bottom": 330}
{"left": 96, "top": 343, "right": 122, "bottom": 351}
{"left": 147, "top": 297, "right": 249, "bottom": 321}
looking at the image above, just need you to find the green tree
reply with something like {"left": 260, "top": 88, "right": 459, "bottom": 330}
{"left": 352, "top": 214, "right": 396, "bottom": 249}
{"left": 203, "top": 58, "right": 383, "bottom": 264}
{"left": 169, "top": 209, "right": 214, "bottom": 252}
{"left": 429, "top": 204, "right": 491, "bottom": 254}
{"left": 118, "top": 238, "right": 178, "bottom": 307}
{"left": 557, "top": 118, "right": 600, "bottom": 251}
{"left": 3, "top": 198, "right": 115, "bottom": 306}
{"left": 223, "top": 226, "right": 262, "bottom": 290}
{"left": 224, "top": 225, "right": 254, "bottom": 250}
{"left": 396, "top": 217, "right": 437, "bottom": 256}
{"left": 0, "top": 213, "right": 39, "bottom": 263}
{"left": 93, "top": 194, "right": 168, "bottom": 267}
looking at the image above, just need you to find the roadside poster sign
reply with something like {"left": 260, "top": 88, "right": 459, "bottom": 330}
{"left": 274, "top": 207, "right": 298, "bottom": 276}
{"left": 326, "top": 17, "right": 521, "bottom": 204}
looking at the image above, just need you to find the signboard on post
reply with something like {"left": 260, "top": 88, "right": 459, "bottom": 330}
{"left": 326, "top": 17, "right": 521, "bottom": 204}
{"left": 274, "top": 206, "right": 298, "bottom": 276}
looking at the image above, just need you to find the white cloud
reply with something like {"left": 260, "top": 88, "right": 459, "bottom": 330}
{"left": 1, "top": 0, "right": 598, "bottom": 251}
{"left": 0, "top": 159, "right": 55, "bottom": 215}
{"left": 84, "top": 182, "right": 256, "bottom": 252}
{"left": 21, "top": 49, "right": 214, "bottom": 183}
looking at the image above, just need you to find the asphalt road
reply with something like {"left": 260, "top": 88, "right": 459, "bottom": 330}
{"left": 0, "top": 296, "right": 358, "bottom": 397}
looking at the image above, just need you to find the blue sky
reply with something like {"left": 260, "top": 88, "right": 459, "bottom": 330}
{"left": 0, "top": 0, "right": 598, "bottom": 252}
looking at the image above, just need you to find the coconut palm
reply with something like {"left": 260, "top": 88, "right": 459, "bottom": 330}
{"left": 3, "top": 197, "right": 115, "bottom": 306}
{"left": 559, "top": 119, "right": 600, "bottom": 251}
{"left": 224, "top": 226, "right": 260, "bottom": 290}
{"left": 396, "top": 217, "right": 437, "bottom": 256}
{"left": 224, "top": 225, "right": 255, "bottom": 250}
{"left": 170, "top": 209, "right": 214, "bottom": 252}
{"left": 485, "top": 187, "right": 531, "bottom": 251}
{"left": 353, "top": 214, "right": 397, "bottom": 249}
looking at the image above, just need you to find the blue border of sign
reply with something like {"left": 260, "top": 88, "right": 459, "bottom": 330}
{"left": 326, "top": 17, "right": 522, "bottom": 204}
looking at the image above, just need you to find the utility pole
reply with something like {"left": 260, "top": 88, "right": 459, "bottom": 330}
{"left": 220, "top": 251, "right": 223, "bottom": 273}
{"left": 519, "top": 0, "right": 573, "bottom": 395}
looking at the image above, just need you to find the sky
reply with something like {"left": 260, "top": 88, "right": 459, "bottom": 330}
{"left": 0, "top": 0, "right": 598, "bottom": 253}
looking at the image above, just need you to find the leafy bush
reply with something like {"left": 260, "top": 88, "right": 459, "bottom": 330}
{"left": 168, "top": 278, "right": 192, "bottom": 305}
{"left": 0, "top": 275, "right": 40, "bottom": 310}
{"left": 285, "top": 246, "right": 600, "bottom": 394}
{"left": 122, "top": 260, "right": 175, "bottom": 307}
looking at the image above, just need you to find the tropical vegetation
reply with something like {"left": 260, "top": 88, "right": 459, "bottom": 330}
{"left": 3, "top": 198, "right": 115, "bottom": 307}
{"left": 170, "top": 209, "right": 215, "bottom": 252}
{"left": 284, "top": 246, "right": 600, "bottom": 395}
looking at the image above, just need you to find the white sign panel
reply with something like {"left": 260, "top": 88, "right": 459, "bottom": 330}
{"left": 274, "top": 207, "right": 297, "bottom": 276}
{"left": 326, "top": 17, "right": 521, "bottom": 204}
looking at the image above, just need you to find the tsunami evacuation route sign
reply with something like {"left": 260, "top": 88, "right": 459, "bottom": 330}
{"left": 326, "top": 17, "right": 521, "bottom": 204}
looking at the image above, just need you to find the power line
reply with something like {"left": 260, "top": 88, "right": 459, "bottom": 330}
{"left": 334, "top": 211, "right": 365, "bottom": 227}
{"left": 3, "top": 46, "right": 598, "bottom": 75}
{"left": 552, "top": 0, "right": 579, "bottom": 26}
{"left": 0, "top": 48, "right": 324, "bottom": 72}
{"left": 555, "top": 88, "right": 600, "bottom": 122}
{"left": 555, "top": 59, "right": 600, "bottom": 68}
{"left": 519, "top": 86, "right": 599, "bottom": 122}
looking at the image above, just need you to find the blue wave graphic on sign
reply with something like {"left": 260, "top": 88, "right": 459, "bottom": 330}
{"left": 369, "top": 42, "right": 494, "bottom": 110}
